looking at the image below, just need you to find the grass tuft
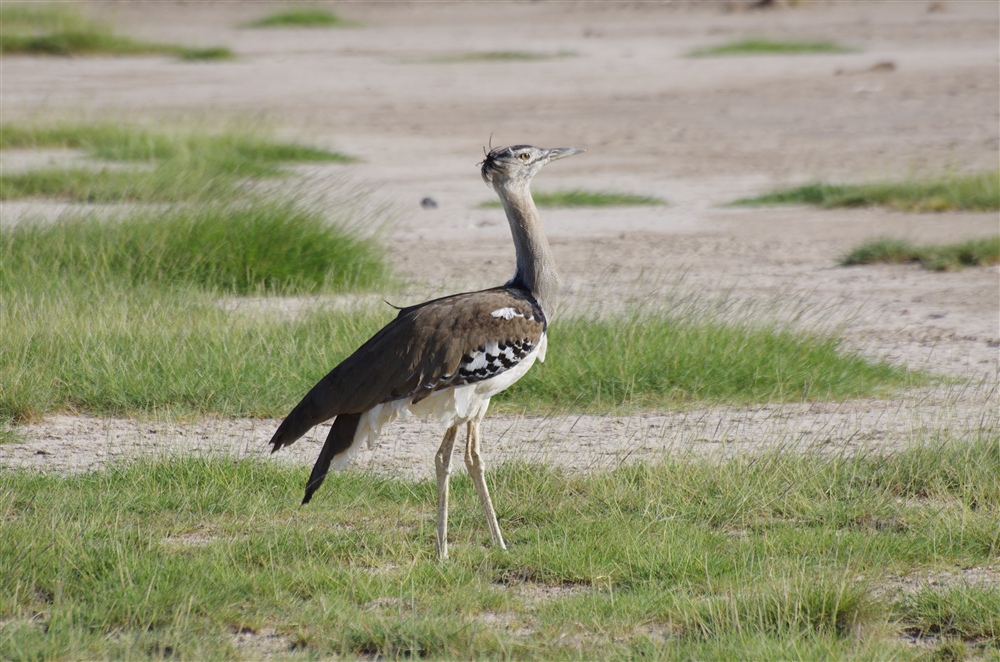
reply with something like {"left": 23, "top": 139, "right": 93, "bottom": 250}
{"left": 177, "top": 46, "right": 235, "bottom": 61}
{"left": 0, "top": 123, "right": 355, "bottom": 202}
{"left": 424, "top": 50, "right": 575, "bottom": 63}
{"left": 1, "top": 435, "right": 997, "bottom": 658}
{"left": 0, "top": 287, "right": 914, "bottom": 422}
{"left": 481, "top": 189, "right": 666, "bottom": 208}
{"left": 0, "top": 3, "right": 229, "bottom": 59}
{"left": 689, "top": 38, "right": 857, "bottom": 57}
{"left": 2, "top": 202, "right": 387, "bottom": 296}
{"left": 899, "top": 586, "right": 1000, "bottom": 641}
{"left": 494, "top": 311, "right": 914, "bottom": 412}
{"left": 731, "top": 171, "right": 1000, "bottom": 212}
{"left": 1, "top": 121, "right": 384, "bottom": 423}
{"left": 245, "top": 8, "right": 346, "bottom": 28}
{"left": 842, "top": 236, "right": 1000, "bottom": 271}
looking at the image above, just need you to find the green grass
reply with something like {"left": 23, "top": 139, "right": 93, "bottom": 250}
{"left": 1, "top": 120, "right": 388, "bottom": 424}
{"left": 177, "top": 46, "right": 235, "bottom": 61}
{"left": 0, "top": 3, "right": 231, "bottom": 58}
{"left": 0, "top": 285, "right": 388, "bottom": 423}
{"left": 731, "top": 170, "right": 1000, "bottom": 212}
{"left": 1, "top": 122, "right": 352, "bottom": 165}
{"left": 2, "top": 202, "right": 387, "bottom": 295}
{"left": 424, "top": 50, "right": 575, "bottom": 63}
{"left": 0, "top": 276, "right": 914, "bottom": 423}
{"left": 480, "top": 190, "right": 666, "bottom": 208}
{"left": 245, "top": 8, "right": 347, "bottom": 28}
{"left": 495, "top": 311, "right": 912, "bottom": 411}
{"left": 688, "top": 38, "right": 858, "bottom": 57}
{"left": 0, "top": 123, "right": 355, "bottom": 202}
{"left": 1, "top": 435, "right": 997, "bottom": 659}
{"left": 842, "top": 236, "right": 1000, "bottom": 271}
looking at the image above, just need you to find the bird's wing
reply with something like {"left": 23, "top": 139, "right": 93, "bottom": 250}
{"left": 268, "top": 286, "right": 546, "bottom": 452}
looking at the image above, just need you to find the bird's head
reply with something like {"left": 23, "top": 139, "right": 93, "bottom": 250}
{"left": 480, "top": 144, "right": 584, "bottom": 189}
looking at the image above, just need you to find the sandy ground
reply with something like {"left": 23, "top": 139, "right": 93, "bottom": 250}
{"left": 1, "top": 1, "right": 998, "bottom": 479}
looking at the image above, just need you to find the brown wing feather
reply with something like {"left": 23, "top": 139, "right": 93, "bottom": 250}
{"left": 268, "top": 286, "right": 545, "bottom": 452}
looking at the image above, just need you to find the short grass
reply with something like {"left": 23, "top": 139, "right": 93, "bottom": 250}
{"left": 0, "top": 123, "right": 354, "bottom": 202}
{"left": 731, "top": 170, "right": 1000, "bottom": 212}
{"left": 688, "top": 38, "right": 857, "bottom": 57}
{"left": 177, "top": 46, "right": 234, "bottom": 61}
{"left": 423, "top": 50, "right": 575, "bottom": 63}
{"left": 245, "top": 8, "right": 347, "bottom": 28}
{"left": 1, "top": 123, "right": 352, "bottom": 165}
{"left": 480, "top": 190, "right": 666, "bottom": 208}
{"left": 0, "top": 3, "right": 231, "bottom": 59}
{"left": 842, "top": 236, "right": 1000, "bottom": 271}
{"left": 1, "top": 435, "right": 997, "bottom": 659}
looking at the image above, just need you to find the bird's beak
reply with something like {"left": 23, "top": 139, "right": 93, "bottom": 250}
{"left": 545, "top": 147, "right": 585, "bottom": 162}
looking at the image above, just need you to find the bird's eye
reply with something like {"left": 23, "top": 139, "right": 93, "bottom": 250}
{"left": 519, "top": 153, "right": 530, "bottom": 161}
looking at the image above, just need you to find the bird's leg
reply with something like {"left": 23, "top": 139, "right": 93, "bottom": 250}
{"left": 434, "top": 425, "right": 459, "bottom": 560}
{"left": 464, "top": 416, "right": 507, "bottom": 551}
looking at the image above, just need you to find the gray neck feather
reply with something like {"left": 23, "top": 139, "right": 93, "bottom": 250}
{"left": 498, "top": 180, "right": 560, "bottom": 320}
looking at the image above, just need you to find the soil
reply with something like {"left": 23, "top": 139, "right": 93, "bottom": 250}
{"left": 1, "top": 1, "right": 997, "bottom": 479}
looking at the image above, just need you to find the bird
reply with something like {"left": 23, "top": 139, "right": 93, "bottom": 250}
{"left": 269, "top": 144, "right": 584, "bottom": 560}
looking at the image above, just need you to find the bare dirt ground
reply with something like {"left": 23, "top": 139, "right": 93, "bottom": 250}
{"left": 1, "top": 1, "right": 998, "bottom": 478}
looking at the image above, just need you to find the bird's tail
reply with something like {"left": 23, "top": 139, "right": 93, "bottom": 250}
{"left": 269, "top": 377, "right": 341, "bottom": 454}
{"left": 302, "top": 412, "right": 362, "bottom": 505}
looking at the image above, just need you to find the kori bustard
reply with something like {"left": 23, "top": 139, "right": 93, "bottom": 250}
{"left": 269, "top": 144, "right": 583, "bottom": 559}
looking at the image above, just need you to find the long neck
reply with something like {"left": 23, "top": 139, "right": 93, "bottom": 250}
{"left": 498, "top": 180, "right": 560, "bottom": 320}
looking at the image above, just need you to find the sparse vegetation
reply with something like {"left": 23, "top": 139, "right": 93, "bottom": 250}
{"left": 425, "top": 50, "right": 575, "bottom": 63}
{"left": 1, "top": 434, "right": 996, "bottom": 659}
{"left": 842, "top": 236, "right": 1000, "bottom": 271}
{"left": 0, "top": 124, "right": 354, "bottom": 202}
{"left": 481, "top": 189, "right": 665, "bottom": 208}
{"left": 731, "top": 171, "right": 1000, "bottom": 212}
{"left": 688, "top": 38, "right": 858, "bottom": 57}
{"left": 2, "top": 122, "right": 352, "bottom": 166}
{"left": 178, "top": 46, "right": 235, "bottom": 61}
{"left": 0, "top": 3, "right": 231, "bottom": 59}
{"left": 245, "top": 8, "right": 347, "bottom": 28}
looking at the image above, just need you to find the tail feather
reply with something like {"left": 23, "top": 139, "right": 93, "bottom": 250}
{"left": 302, "top": 412, "right": 362, "bottom": 505}
{"left": 269, "top": 378, "right": 342, "bottom": 454}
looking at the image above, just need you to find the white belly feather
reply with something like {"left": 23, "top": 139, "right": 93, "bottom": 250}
{"left": 332, "top": 334, "right": 546, "bottom": 469}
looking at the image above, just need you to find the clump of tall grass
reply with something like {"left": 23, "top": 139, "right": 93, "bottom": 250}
{"left": 0, "top": 3, "right": 231, "bottom": 59}
{"left": 0, "top": 282, "right": 393, "bottom": 423}
{"left": 2, "top": 202, "right": 387, "bottom": 296}
{"left": 245, "top": 8, "right": 347, "bottom": 28}
{"left": 496, "top": 311, "right": 914, "bottom": 411}
{"left": 480, "top": 190, "right": 665, "bottom": 208}
{"left": 0, "top": 283, "right": 914, "bottom": 424}
{"left": 1, "top": 435, "right": 996, "bottom": 658}
{"left": 688, "top": 38, "right": 857, "bottom": 57}
{"left": 732, "top": 171, "right": 1000, "bottom": 212}
{"left": 842, "top": 236, "right": 1000, "bottom": 271}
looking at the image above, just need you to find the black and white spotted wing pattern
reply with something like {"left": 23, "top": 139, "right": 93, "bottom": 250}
{"left": 456, "top": 336, "right": 537, "bottom": 384}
